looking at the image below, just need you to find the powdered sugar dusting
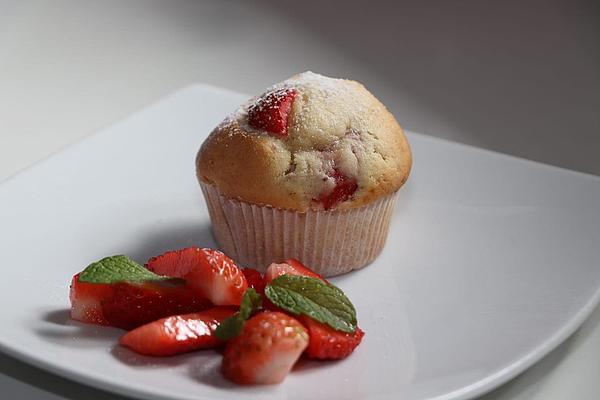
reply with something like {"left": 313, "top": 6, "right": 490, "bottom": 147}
{"left": 200, "top": 71, "right": 411, "bottom": 211}
{"left": 272, "top": 71, "right": 348, "bottom": 96}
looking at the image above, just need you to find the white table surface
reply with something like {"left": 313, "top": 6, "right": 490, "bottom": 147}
{"left": 1, "top": 1, "right": 599, "bottom": 399}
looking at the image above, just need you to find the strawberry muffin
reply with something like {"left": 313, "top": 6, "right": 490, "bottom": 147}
{"left": 196, "top": 72, "right": 411, "bottom": 276}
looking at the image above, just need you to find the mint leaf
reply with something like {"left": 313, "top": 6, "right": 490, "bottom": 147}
{"left": 78, "top": 255, "right": 178, "bottom": 284}
{"left": 264, "top": 275, "right": 357, "bottom": 333}
{"left": 215, "top": 288, "right": 262, "bottom": 341}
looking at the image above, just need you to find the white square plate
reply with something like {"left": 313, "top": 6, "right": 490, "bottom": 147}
{"left": 1, "top": 85, "right": 599, "bottom": 400}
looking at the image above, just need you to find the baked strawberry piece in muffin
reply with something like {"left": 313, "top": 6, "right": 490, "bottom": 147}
{"left": 197, "top": 72, "right": 411, "bottom": 276}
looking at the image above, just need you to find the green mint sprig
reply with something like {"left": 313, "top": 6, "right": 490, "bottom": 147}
{"left": 215, "top": 288, "right": 263, "bottom": 340}
{"left": 264, "top": 275, "right": 357, "bottom": 333}
{"left": 78, "top": 255, "right": 181, "bottom": 285}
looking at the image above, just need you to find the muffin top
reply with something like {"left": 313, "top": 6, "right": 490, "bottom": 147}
{"left": 196, "top": 72, "right": 412, "bottom": 212}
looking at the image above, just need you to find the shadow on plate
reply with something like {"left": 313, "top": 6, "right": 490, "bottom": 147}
{"left": 43, "top": 308, "right": 72, "bottom": 325}
{"left": 127, "top": 222, "right": 216, "bottom": 263}
{"left": 111, "top": 345, "right": 209, "bottom": 369}
{"left": 292, "top": 357, "right": 337, "bottom": 373}
{"left": 189, "top": 354, "right": 252, "bottom": 390}
{"left": 188, "top": 355, "right": 321, "bottom": 392}
{"left": 112, "top": 346, "right": 246, "bottom": 390}
{"left": 34, "top": 308, "right": 121, "bottom": 347}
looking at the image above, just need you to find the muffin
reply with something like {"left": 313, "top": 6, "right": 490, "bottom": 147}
{"left": 196, "top": 72, "right": 411, "bottom": 276}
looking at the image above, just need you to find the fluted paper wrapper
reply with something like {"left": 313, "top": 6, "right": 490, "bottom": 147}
{"left": 200, "top": 183, "right": 397, "bottom": 276}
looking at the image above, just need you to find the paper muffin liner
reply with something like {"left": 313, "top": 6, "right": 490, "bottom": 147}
{"left": 200, "top": 182, "right": 398, "bottom": 276}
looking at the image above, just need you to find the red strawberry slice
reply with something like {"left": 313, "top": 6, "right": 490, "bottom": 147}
{"left": 146, "top": 247, "right": 248, "bottom": 307}
{"left": 264, "top": 259, "right": 364, "bottom": 359}
{"left": 221, "top": 311, "right": 309, "bottom": 385}
{"left": 265, "top": 258, "right": 327, "bottom": 284}
{"left": 242, "top": 268, "right": 266, "bottom": 295}
{"left": 315, "top": 168, "right": 358, "bottom": 210}
{"left": 247, "top": 88, "right": 296, "bottom": 136}
{"left": 299, "top": 316, "right": 364, "bottom": 360}
{"left": 119, "top": 306, "right": 237, "bottom": 356}
{"left": 184, "top": 248, "right": 248, "bottom": 306}
{"left": 69, "top": 273, "right": 110, "bottom": 326}
{"left": 70, "top": 273, "right": 212, "bottom": 330}
{"left": 145, "top": 247, "right": 201, "bottom": 277}
{"left": 100, "top": 281, "right": 212, "bottom": 330}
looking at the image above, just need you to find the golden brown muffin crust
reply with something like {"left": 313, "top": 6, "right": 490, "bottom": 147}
{"left": 197, "top": 72, "right": 412, "bottom": 212}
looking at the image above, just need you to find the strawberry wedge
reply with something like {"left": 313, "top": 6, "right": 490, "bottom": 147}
{"left": 69, "top": 255, "right": 212, "bottom": 330}
{"left": 221, "top": 311, "right": 308, "bottom": 385}
{"left": 147, "top": 247, "right": 248, "bottom": 306}
{"left": 242, "top": 268, "right": 266, "bottom": 295}
{"left": 69, "top": 273, "right": 111, "bottom": 326}
{"left": 70, "top": 274, "right": 211, "bottom": 330}
{"left": 299, "top": 315, "right": 364, "bottom": 360}
{"left": 265, "top": 258, "right": 364, "bottom": 360}
{"left": 265, "top": 258, "right": 326, "bottom": 284}
{"left": 120, "top": 307, "right": 237, "bottom": 356}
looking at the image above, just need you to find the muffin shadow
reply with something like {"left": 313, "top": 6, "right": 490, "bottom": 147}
{"left": 128, "top": 222, "right": 216, "bottom": 263}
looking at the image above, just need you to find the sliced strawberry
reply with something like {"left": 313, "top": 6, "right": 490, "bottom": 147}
{"left": 299, "top": 316, "right": 364, "bottom": 360}
{"left": 119, "top": 306, "right": 237, "bottom": 356}
{"left": 69, "top": 273, "right": 110, "bottom": 326}
{"left": 264, "top": 259, "right": 364, "bottom": 359}
{"left": 184, "top": 248, "right": 248, "bottom": 306}
{"left": 221, "top": 311, "right": 308, "bottom": 385}
{"left": 145, "top": 247, "right": 248, "bottom": 307}
{"left": 100, "top": 281, "right": 212, "bottom": 330}
{"left": 247, "top": 88, "right": 296, "bottom": 136}
{"left": 145, "top": 247, "right": 201, "bottom": 277}
{"left": 70, "top": 273, "right": 212, "bottom": 330}
{"left": 242, "top": 268, "right": 266, "bottom": 295}
{"left": 314, "top": 169, "right": 358, "bottom": 210}
{"left": 265, "top": 258, "right": 327, "bottom": 284}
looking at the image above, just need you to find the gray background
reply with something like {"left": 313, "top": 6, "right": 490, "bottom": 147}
{"left": 1, "top": 1, "right": 599, "bottom": 399}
